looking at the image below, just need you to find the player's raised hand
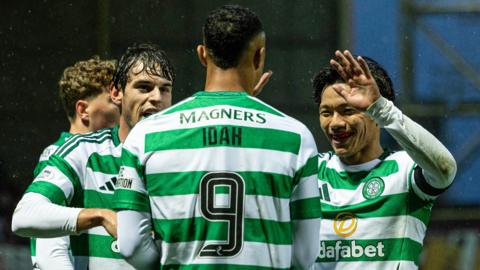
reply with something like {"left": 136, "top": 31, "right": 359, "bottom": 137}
{"left": 330, "top": 50, "right": 381, "bottom": 111}
{"left": 252, "top": 70, "right": 273, "bottom": 97}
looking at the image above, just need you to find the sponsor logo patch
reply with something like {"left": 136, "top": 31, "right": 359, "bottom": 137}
{"left": 319, "top": 240, "right": 385, "bottom": 260}
{"left": 115, "top": 177, "right": 133, "bottom": 189}
{"left": 115, "top": 167, "right": 133, "bottom": 189}
{"left": 39, "top": 169, "right": 54, "bottom": 180}
{"left": 333, "top": 212, "right": 357, "bottom": 237}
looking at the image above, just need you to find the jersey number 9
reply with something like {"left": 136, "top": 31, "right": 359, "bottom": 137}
{"left": 199, "top": 172, "right": 245, "bottom": 257}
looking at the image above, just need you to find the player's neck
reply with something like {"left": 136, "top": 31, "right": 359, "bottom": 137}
{"left": 69, "top": 119, "right": 90, "bottom": 134}
{"left": 340, "top": 143, "right": 384, "bottom": 165}
{"left": 204, "top": 65, "right": 253, "bottom": 94}
{"left": 117, "top": 116, "right": 131, "bottom": 143}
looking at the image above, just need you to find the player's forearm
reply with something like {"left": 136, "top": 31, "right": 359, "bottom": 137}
{"left": 12, "top": 193, "right": 81, "bottom": 237}
{"left": 366, "top": 96, "right": 457, "bottom": 188}
{"left": 118, "top": 210, "right": 159, "bottom": 269}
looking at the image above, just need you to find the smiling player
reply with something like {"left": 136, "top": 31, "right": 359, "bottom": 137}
{"left": 312, "top": 50, "right": 457, "bottom": 269}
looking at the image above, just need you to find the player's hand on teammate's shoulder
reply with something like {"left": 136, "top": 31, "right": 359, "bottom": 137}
{"left": 330, "top": 50, "right": 381, "bottom": 111}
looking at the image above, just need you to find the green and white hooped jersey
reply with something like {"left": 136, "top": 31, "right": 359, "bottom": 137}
{"left": 314, "top": 150, "right": 439, "bottom": 270}
{"left": 33, "top": 132, "right": 72, "bottom": 177}
{"left": 114, "top": 91, "right": 321, "bottom": 269}
{"left": 26, "top": 126, "right": 134, "bottom": 270}
{"left": 31, "top": 132, "right": 72, "bottom": 268}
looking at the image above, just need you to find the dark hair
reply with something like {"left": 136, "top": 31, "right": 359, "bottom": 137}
{"left": 59, "top": 56, "right": 116, "bottom": 120}
{"left": 312, "top": 56, "right": 395, "bottom": 104}
{"left": 112, "top": 43, "right": 175, "bottom": 91}
{"left": 203, "top": 5, "right": 263, "bottom": 69}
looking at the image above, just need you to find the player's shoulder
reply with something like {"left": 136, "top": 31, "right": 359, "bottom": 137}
{"left": 247, "top": 96, "right": 311, "bottom": 131}
{"left": 133, "top": 97, "right": 195, "bottom": 131}
{"left": 244, "top": 95, "right": 288, "bottom": 117}
{"left": 38, "top": 132, "right": 72, "bottom": 161}
{"left": 318, "top": 151, "right": 334, "bottom": 161}
{"left": 39, "top": 144, "right": 59, "bottom": 162}
{"left": 54, "top": 128, "right": 114, "bottom": 158}
{"left": 157, "top": 95, "right": 198, "bottom": 116}
{"left": 384, "top": 149, "right": 414, "bottom": 166}
{"left": 318, "top": 151, "right": 336, "bottom": 168}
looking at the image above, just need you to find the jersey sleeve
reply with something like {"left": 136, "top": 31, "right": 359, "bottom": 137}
{"left": 366, "top": 96, "right": 457, "bottom": 200}
{"left": 113, "top": 128, "right": 150, "bottom": 213}
{"left": 290, "top": 127, "right": 321, "bottom": 270}
{"left": 26, "top": 154, "right": 80, "bottom": 206}
{"left": 410, "top": 164, "right": 446, "bottom": 201}
{"left": 33, "top": 145, "right": 56, "bottom": 177}
{"left": 290, "top": 128, "right": 321, "bottom": 220}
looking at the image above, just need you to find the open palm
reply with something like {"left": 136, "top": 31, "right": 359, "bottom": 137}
{"left": 330, "top": 50, "right": 381, "bottom": 111}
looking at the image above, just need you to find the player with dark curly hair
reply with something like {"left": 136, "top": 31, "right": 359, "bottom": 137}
{"left": 311, "top": 50, "right": 456, "bottom": 269}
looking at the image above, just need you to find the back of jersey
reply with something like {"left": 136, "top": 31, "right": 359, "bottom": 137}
{"left": 117, "top": 91, "right": 320, "bottom": 269}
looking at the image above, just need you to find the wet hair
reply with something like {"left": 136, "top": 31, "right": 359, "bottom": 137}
{"left": 312, "top": 56, "right": 395, "bottom": 104}
{"left": 112, "top": 43, "right": 175, "bottom": 91}
{"left": 59, "top": 56, "right": 116, "bottom": 120}
{"left": 203, "top": 4, "right": 263, "bottom": 69}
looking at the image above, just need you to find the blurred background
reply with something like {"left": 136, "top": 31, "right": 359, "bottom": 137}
{"left": 0, "top": 0, "right": 479, "bottom": 269}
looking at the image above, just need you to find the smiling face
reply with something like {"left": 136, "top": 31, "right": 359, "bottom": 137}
{"left": 121, "top": 62, "right": 173, "bottom": 129}
{"left": 319, "top": 83, "right": 381, "bottom": 164}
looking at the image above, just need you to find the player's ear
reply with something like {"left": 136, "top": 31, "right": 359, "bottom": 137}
{"left": 253, "top": 47, "right": 265, "bottom": 71}
{"left": 110, "top": 83, "right": 123, "bottom": 106}
{"left": 75, "top": 100, "right": 89, "bottom": 121}
{"left": 197, "top": 45, "right": 208, "bottom": 67}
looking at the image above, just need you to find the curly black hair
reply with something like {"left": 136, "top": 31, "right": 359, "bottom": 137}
{"left": 312, "top": 56, "right": 395, "bottom": 104}
{"left": 203, "top": 5, "right": 263, "bottom": 69}
{"left": 112, "top": 43, "right": 175, "bottom": 91}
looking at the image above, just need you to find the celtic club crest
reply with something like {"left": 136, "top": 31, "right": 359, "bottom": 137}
{"left": 362, "top": 177, "right": 385, "bottom": 199}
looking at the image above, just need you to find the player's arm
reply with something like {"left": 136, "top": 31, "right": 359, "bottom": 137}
{"left": 331, "top": 50, "right": 457, "bottom": 197}
{"left": 114, "top": 143, "right": 159, "bottom": 269}
{"left": 12, "top": 193, "right": 117, "bottom": 238}
{"left": 12, "top": 156, "right": 117, "bottom": 237}
{"left": 12, "top": 192, "right": 81, "bottom": 237}
{"left": 117, "top": 210, "right": 157, "bottom": 270}
{"left": 290, "top": 130, "right": 321, "bottom": 269}
{"left": 366, "top": 95, "right": 456, "bottom": 196}
{"left": 33, "top": 145, "right": 56, "bottom": 177}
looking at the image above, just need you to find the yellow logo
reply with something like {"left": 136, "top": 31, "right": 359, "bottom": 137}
{"left": 333, "top": 212, "right": 357, "bottom": 237}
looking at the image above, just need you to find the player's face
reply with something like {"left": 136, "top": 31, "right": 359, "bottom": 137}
{"left": 86, "top": 91, "right": 120, "bottom": 131}
{"left": 122, "top": 62, "right": 173, "bottom": 129}
{"left": 319, "top": 84, "right": 379, "bottom": 163}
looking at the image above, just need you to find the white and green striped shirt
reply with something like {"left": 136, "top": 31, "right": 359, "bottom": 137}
{"left": 314, "top": 150, "right": 435, "bottom": 270}
{"left": 26, "top": 126, "right": 134, "bottom": 269}
{"left": 31, "top": 132, "right": 72, "bottom": 269}
{"left": 114, "top": 91, "right": 321, "bottom": 269}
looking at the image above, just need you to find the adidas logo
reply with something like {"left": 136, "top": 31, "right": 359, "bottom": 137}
{"left": 99, "top": 177, "right": 117, "bottom": 193}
